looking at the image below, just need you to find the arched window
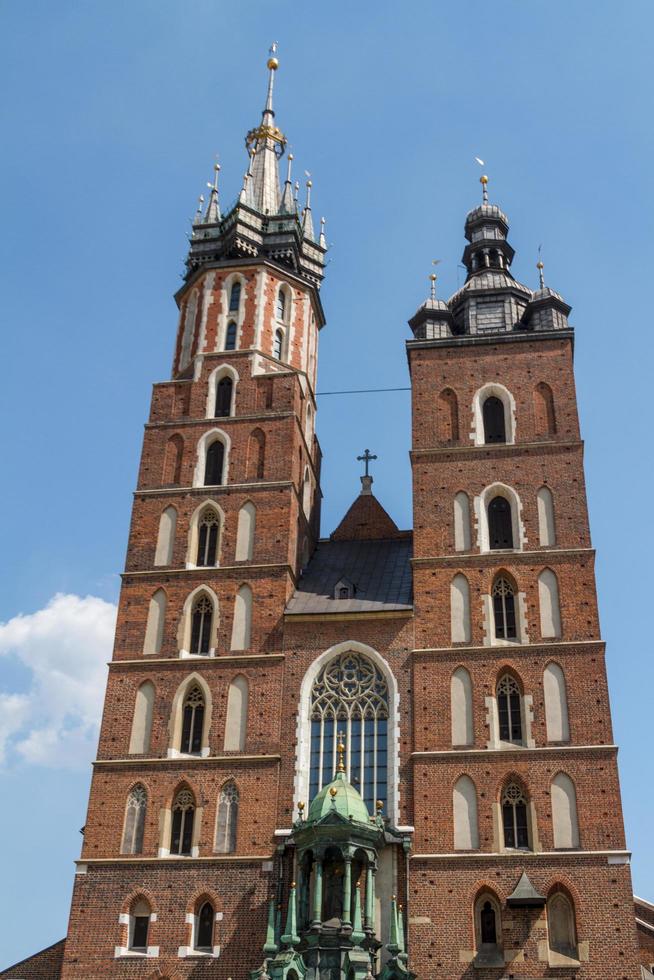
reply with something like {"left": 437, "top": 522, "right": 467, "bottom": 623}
{"left": 501, "top": 782, "right": 530, "bottom": 849}
{"left": 544, "top": 662, "right": 570, "bottom": 743}
{"left": 450, "top": 573, "right": 471, "bottom": 643}
{"left": 497, "top": 674, "right": 523, "bottom": 743}
{"left": 454, "top": 492, "right": 471, "bottom": 552}
{"left": 302, "top": 469, "right": 311, "bottom": 517}
{"left": 273, "top": 328, "right": 284, "bottom": 360}
{"left": 163, "top": 434, "right": 184, "bottom": 485}
{"left": 537, "top": 486, "right": 556, "bottom": 546}
{"left": 488, "top": 496, "right": 513, "bottom": 549}
{"left": 196, "top": 508, "right": 220, "bottom": 567}
{"left": 215, "top": 376, "right": 233, "bottom": 417}
{"left": 482, "top": 396, "right": 506, "bottom": 443}
{"left": 190, "top": 594, "right": 213, "bottom": 655}
{"left": 453, "top": 775, "right": 479, "bottom": 849}
{"left": 170, "top": 788, "right": 195, "bottom": 855}
{"left": 451, "top": 667, "right": 473, "bottom": 747}
{"left": 492, "top": 576, "right": 517, "bottom": 640}
{"left": 195, "top": 901, "right": 214, "bottom": 952}
{"left": 224, "top": 675, "right": 248, "bottom": 751}
{"left": 235, "top": 502, "right": 256, "bottom": 561}
{"left": 224, "top": 321, "right": 237, "bottom": 351}
{"left": 129, "top": 681, "right": 155, "bottom": 755}
{"left": 534, "top": 381, "right": 556, "bottom": 436}
{"left": 247, "top": 428, "right": 265, "bottom": 480}
{"left": 204, "top": 440, "right": 225, "bottom": 486}
{"left": 538, "top": 568, "right": 562, "bottom": 638}
{"left": 230, "top": 585, "right": 252, "bottom": 650}
{"left": 438, "top": 388, "right": 459, "bottom": 442}
{"left": 474, "top": 892, "right": 503, "bottom": 963}
{"left": 547, "top": 891, "right": 577, "bottom": 959}
{"left": 215, "top": 782, "right": 239, "bottom": 854}
{"left": 121, "top": 785, "right": 147, "bottom": 855}
{"left": 129, "top": 898, "right": 151, "bottom": 952}
{"left": 551, "top": 772, "right": 580, "bottom": 848}
{"left": 180, "top": 685, "right": 205, "bottom": 754}
{"left": 143, "top": 589, "right": 166, "bottom": 656}
{"left": 276, "top": 288, "right": 287, "bottom": 322}
{"left": 154, "top": 506, "right": 176, "bottom": 566}
{"left": 228, "top": 281, "right": 241, "bottom": 312}
{"left": 309, "top": 651, "right": 389, "bottom": 813}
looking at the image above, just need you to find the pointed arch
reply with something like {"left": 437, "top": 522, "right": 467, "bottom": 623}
{"left": 534, "top": 381, "right": 557, "bottom": 436}
{"left": 162, "top": 434, "right": 184, "bottom": 485}
{"left": 454, "top": 491, "right": 471, "bottom": 552}
{"left": 450, "top": 573, "right": 471, "bottom": 643}
{"left": 472, "top": 382, "right": 516, "bottom": 446}
{"left": 206, "top": 363, "right": 239, "bottom": 419}
{"left": 224, "top": 674, "right": 249, "bottom": 751}
{"left": 537, "top": 486, "right": 556, "bottom": 546}
{"left": 273, "top": 327, "right": 285, "bottom": 360}
{"left": 127, "top": 894, "right": 152, "bottom": 952}
{"left": 154, "top": 506, "right": 177, "bottom": 566}
{"left": 474, "top": 889, "right": 503, "bottom": 960}
{"left": 143, "top": 589, "right": 166, "bottom": 656}
{"left": 215, "top": 781, "right": 239, "bottom": 854}
{"left": 186, "top": 500, "right": 224, "bottom": 569}
{"left": 235, "top": 501, "right": 256, "bottom": 561}
{"left": 551, "top": 772, "right": 580, "bottom": 848}
{"left": 228, "top": 279, "right": 241, "bottom": 313}
{"left": 192, "top": 428, "right": 231, "bottom": 488}
{"left": 547, "top": 887, "right": 578, "bottom": 959}
{"left": 194, "top": 899, "right": 215, "bottom": 952}
{"left": 168, "top": 672, "right": 212, "bottom": 757}
{"left": 129, "top": 681, "right": 155, "bottom": 754}
{"left": 302, "top": 467, "right": 312, "bottom": 518}
{"left": 476, "top": 483, "right": 524, "bottom": 552}
{"left": 276, "top": 283, "right": 291, "bottom": 324}
{"left": 451, "top": 667, "right": 473, "bottom": 747}
{"left": 178, "top": 585, "right": 219, "bottom": 657}
{"left": 501, "top": 777, "right": 531, "bottom": 849}
{"left": 230, "top": 584, "right": 252, "bottom": 651}
{"left": 179, "top": 289, "right": 199, "bottom": 370}
{"left": 490, "top": 571, "right": 519, "bottom": 641}
{"left": 170, "top": 785, "right": 196, "bottom": 856}
{"left": 121, "top": 784, "right": 147, "bottom": 855}
{"left": 438, "top": 388, "right": 459, "bottom": 442}
{"left": 496, "top": 671, "right": 524, "bottom": 744}
{"left": 544, "top": 661, "right": 570, "bottom": 743}
{"left": 294, "top": 641, "right": 400, "bottom": 824}
{"left": 453, "top": 775, "right": 479, "bottom": 849}
{"left": 247, "top": 428, "right": 266, "bottom": 481}
{"left": 538, "top": 567, "right": 562, "bottom": 638}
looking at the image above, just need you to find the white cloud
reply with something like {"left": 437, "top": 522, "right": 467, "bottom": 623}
{"left": 0, "top": 593, "right": 117, "bottom": 769}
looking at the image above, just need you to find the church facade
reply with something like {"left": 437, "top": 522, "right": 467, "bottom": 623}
{"left": 2, "top": 52, "right": 645, "bottom": 979}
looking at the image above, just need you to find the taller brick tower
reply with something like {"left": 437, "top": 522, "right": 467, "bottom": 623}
{"left": 4, "top": 54, "right": 644, "bottom": 980}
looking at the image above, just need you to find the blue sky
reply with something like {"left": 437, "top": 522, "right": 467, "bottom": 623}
{"left": 1, "top": 0, "right": 653, "bottom": 967}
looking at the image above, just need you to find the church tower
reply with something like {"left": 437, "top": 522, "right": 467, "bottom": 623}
{"left": 405, "top": 176, "right": 641, "bottom": 977}
{"left": 5, "top": 53, "right": 644, "bottom": 980}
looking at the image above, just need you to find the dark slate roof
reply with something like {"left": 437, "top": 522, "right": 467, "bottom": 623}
{"left": 286, "top": 536, "right": 413, "bottom": 615}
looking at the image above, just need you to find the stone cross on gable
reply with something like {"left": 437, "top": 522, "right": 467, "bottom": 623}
{"left": 357, "top": 449, "right": 377, "bottom": 495}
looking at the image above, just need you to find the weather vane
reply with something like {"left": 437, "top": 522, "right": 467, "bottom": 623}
{"left": 357, "top": 448, "right": 377, "bottom": 477}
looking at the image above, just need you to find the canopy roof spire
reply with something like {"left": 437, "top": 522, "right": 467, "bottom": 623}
{"left": 245, "top": 44, "right": 286, "bottom": 214}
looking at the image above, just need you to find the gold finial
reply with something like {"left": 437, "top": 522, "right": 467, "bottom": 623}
{"left": 329, "top": 786, "right": 338, "bottom": 798}
{"left": 480, "top": 174, "right": 489, "bottom": 205}
{"left": 429, "top": 273, "right": 437, "bottom": 301}
{"left": 537, "top": 245, "right": 545, "bottom": 288}
{"left": 336, "top": 731, "right": 346, "bottom": 773}
{"left": 298, "top": 800, "right": 305, "bottom": 811}
{"left": 267, "top": 41, "right": 279, "bottom": 71}
{"left": 376, "top": 799, "right": 384, "bottom": 813}
{"left": 290, "top": 880, "right": 296, "bottom": 889}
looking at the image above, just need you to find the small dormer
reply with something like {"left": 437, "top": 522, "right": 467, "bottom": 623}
{"left": 333, "top": 577, "right": 355, "bottom": 600}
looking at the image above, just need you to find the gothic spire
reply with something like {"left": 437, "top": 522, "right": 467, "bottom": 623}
{"left": 245, "top": 44, "right": 286, "bottom": 214}
{"left": 203, "top": 162, "right": 221, "bottom": 223}
{"left": 280, "top": 152, "right": 295, "bottom": 213}
{"left": 302, "top": 179, "right": 315, "bottom": 240}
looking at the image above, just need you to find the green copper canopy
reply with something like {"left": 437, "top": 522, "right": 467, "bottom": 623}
{"left": 307, "top": 770, "right": 370, "bottom": 825}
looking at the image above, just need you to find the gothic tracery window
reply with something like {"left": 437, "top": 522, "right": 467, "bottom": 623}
{"left": 121, "top": 784, "right": 147, "bottom": 855}
{"left": 180, "top": 685, "right": 205, "bottom": 754}
{"left": 309, "top": 652, "right": 389, "bottom": 813}
{"left": 170, "top": 788, "right": 195, "bottom": 855}
{"left": 492, "top": 576, "right": 517, "bottom": 640}
{"left": 501, "top": 782, "right": 530, "bottom": 849}
{"left": 497, "top": 674, "right": 523, "bottom": 743}
{"left": 190, "top": 595, "right": 213, "bottom": 655}
{"left": 215, "top": 782, "right": 239, "bottom": 853}
{"left": 197, "top": 509, "right": 220, "bottom": 567}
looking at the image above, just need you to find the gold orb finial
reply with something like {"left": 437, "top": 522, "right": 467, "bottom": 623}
{"left": 336, "top": 731, "right": 346, "bottom": 773}
{"left": 329, "top": 786, "right": 338, "bottom": 798}
{"left": 291, "top": 880, "right": 296, "bottom": 889}
{"left": 376, "top": 799, "right": 384, "bottom": 812}
{"left": 429, "top": 273, "right": 437, "bottom": 282}
{"left": 298, "top": 800, "right": 305, "bottom": 811}
{"left": 288, "top": 152, "right": 294, "bottom": 160}
{"left": 537, "top": 260, "right": 544, "bottom": 270}
{"left": 267, "top": 56, "right": 279, "bottom": 70}
{"left": 480, "top": 174, "right": 488, "bottom": 185}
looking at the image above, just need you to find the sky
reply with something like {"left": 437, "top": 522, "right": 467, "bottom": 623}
{"left": 1, "top": 0, "right": 653, "bottom": 968}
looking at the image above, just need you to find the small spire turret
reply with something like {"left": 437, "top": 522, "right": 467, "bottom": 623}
{"left": 203, "top": 162, "right": 221, "bottom": 223}
{"left": 301, "top": 179, "right": 315, "bottom": 239}
{"left": 319, "top": 216, "right": 327, "bottom": 248}
{"left": 280, "top": 152, "right": 295, "bottom": 212}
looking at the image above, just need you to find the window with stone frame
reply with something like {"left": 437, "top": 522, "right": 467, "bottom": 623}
{"left": 121, "top": 784, "right": 147, "bottom": 855}
{"left": 190, "top": 595, "right": 213, "bottom": 655}
{"left": 488, "top": 495, "right": 513, "bottom": 549}
{"left": 129, "top": 898, "right": 151, "bottom": 952}
{"left": 501, "top": 782, "right": 530, "bottom": 849}
{"left": 482, "top": 395, "right": 506, "bottom": 442}
{"left": 225, "top": 322, "right": 237, "bottom": 351}
{"left": 195, "top": 901, "right": 215, "bottom": 951}
{"left": 492, "top": 576, "right": 517, "bottom": 640}
{"left": 170, "top": 789, "right": 195, "bottom": 855}
{"left": 196, "top": 509, "right": 220, "bottom": 567}
{"left": 204, "top": 440, "right": 225, "bottom": 486}
{"left": 496, "top": 674, "right": 523, "bottom": 743}
{"left": 180, "top": 686, "right": 205, "bottom": 754}
{"left": 228, "top": 281, "right": 241, "bottom": 312}
{"left": 215, "top": 782, "right": 239, "bottom": 854}
{"left": 214, "top": 376, "right": 233, "bottom": 417}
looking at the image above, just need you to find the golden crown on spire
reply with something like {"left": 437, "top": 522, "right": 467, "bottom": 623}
{"left": 336, "top": 731, "right": 346, "bottom": 773}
